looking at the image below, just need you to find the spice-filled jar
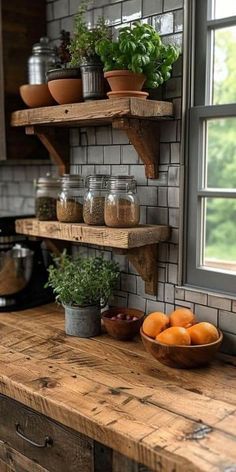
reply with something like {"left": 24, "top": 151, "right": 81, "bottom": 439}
{"left": 57, "top": 174, "right": 84, "bottom": 223}
{"left": 104, "top": 176, "right": 140, "bottom": 228}
{"left": 83, "top": 175, "right": 108, "bottom": 226}
{"left": 35, "top": 176, "right": 60, "bottom": 221}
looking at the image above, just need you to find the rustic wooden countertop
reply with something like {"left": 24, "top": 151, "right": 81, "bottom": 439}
{"left": 0, "top": 303, "right": 235, "bottom": 472}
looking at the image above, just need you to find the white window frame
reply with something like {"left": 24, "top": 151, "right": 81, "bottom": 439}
{"left": 185, "top": 0, "right": 236, "bottom": 295}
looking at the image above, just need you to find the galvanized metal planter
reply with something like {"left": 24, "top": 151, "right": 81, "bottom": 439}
{"left": 64, "top": 304, "right": 101, "bottom": 337}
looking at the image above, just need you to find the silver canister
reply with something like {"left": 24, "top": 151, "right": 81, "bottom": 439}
{"left": 28, "top": 37, "right": 58, "bottom": 84}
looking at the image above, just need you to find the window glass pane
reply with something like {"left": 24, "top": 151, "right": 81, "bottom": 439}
{"left": 212, "top": 26, "right": 236, "bottom": 105}
{"left": 206, "top": 118, "right": 236, "bottom": 188}
{"left": 212, "top": 0, "right": 236, "bottom": 19}
{"left": 203, "top": 197, "right": 236, "bottom": 272}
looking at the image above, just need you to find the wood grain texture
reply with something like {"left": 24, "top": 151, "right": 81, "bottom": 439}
{"left": 0, "top": 394, "right": 93, "bottom": 472}
{"left": 11, "top": 99, "right": 173, "bottom": 128}
{"left": 0, "top": 304, "right": 235, "bottom": 472}
{"left": 15, "top": 218, "right": 170, "bottom": 249}
{"left": 0, "top": 441, "right": 49, "bottom": 472}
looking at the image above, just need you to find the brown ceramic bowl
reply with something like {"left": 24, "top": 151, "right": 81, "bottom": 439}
{"left": 48, "top": 78, "right": 83, "bottom": 104}
{"left": 20, "top": 84, "right": 55, "bottom": 108}
{"left": 102, "top": 307, "right": 144, "bottom": 341}
{"left": 140, "top": 327, "right": 223, "bottom": 369}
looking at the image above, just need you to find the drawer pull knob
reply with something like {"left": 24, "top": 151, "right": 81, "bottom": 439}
{"left": 15, "top": 423, "right": 53, "bottom": 448}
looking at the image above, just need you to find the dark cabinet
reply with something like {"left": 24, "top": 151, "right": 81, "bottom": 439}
{"left": 0, "top": 0, "right": 48, "bottom": 161}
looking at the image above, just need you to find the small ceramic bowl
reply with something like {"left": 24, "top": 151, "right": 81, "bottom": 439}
{"left": 48, "top": 78, "right": 83, "bottom": 105}
{"left": 140, "top": 327, "right": 223, "bottom": 369}
{"left": 20, "top": 84, "right": 55, "bottom": 108}
{"left": 102, "top": 307, "right": 144, "bottom": 341}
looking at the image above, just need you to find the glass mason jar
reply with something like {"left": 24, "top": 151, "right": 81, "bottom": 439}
{"left": 104, "top": 176, "right": 140, "bottom": 228}
{"left": 35, "top": 177, "right": 60, "bottom": 221}
{"left": 83, "top": 175, "right": 108, "bottom": 226}
{"left": 57, "top": 174, "right": 84, "bottom": 223}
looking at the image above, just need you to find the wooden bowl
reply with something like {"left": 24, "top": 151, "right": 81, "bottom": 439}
{"left": 48, "top": 78, "right": 83, "bottom": 104}
{"left": 20, "top": 84, "right": 55, "bottom": 108}
{"left": 140, "top": 327, "right": 223, "bottom": 369}
{"left": 102, "top": 307, "right": 144, "bottom": 341}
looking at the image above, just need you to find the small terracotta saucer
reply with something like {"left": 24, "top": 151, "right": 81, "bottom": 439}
{"left": 107, "top": 90, "right": 149, "bottom": 99}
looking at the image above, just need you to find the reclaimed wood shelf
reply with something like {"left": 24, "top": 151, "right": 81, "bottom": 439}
{"left": 0, "top": 303, "right": 235, "bottom": 472}
{"left": 11, "top": 98, "right": 173, "bottom": 178}
{"left": 16, "top": 218, "right": 170, "bottom": 295}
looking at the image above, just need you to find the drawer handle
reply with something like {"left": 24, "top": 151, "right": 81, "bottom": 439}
{"left": 15, "top": 423, "right": 53, "bottom": 448}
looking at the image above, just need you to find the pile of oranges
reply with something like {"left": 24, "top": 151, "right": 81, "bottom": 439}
{"left": 142, "top": 308, "right": 219, "bottom": 346}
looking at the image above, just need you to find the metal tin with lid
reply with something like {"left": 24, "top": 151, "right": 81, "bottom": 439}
{"left": 57, "top": 174, "right": 85, "bottom": 223}
{"left": 83, "top": 175, "right": 108, "bottom": 226}
{"left": 104, "top": 176, "right": 140, "bottom": 228}
{"left": 35, "top": 176, "right": 60, "bottom": 221}
{"left": 28, "top": 37, "right": 58, "bottom": 84}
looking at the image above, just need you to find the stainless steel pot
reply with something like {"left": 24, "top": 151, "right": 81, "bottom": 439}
{"left": 0, "top": 245, "right": 34, "bottom": 296}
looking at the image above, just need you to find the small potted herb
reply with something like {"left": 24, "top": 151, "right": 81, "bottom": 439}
{"left": 46, "top": 253, "right": 119, "bottom": 337}
{"left": 47, "top": 30, "right": 83, "bottom": 104}
{"left": 69, "top": 1, "right": 110, "bottom": 100}
{"left": 96, "top": 21, "right": 179, "bottom": 98}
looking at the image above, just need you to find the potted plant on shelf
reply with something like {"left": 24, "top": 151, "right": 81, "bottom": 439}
{"left": 69, "top": 1, "right": 110, "bottom": 100}
{"left": 96, "top": 21, "right": 179, "bottom": 99}
{"left": 46, "top": 252, "right": 120, "bottom": 338}
{"left": 47, "top": 30, "right": 83, "bottom": 104}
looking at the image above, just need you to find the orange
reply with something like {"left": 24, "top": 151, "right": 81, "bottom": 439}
{"left": 156, "top": 326, "right": 191, "bottom": 345}
{"left": 169, "top": 307, "right": 196, "bottom": 328}
{"left": 143, "top": 312, "right": 169, "bottom": 338}
{"left": 188, "top": 322, "right": 219, "bottom": 345}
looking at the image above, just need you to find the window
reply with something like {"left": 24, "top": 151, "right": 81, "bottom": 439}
{"left": 186, "top": 0, "right": 236, "bottom": 294}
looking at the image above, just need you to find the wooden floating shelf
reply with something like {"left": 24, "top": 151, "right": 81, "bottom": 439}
{"left": 16, "top": 218, "right": 170, "bottom": 295}
{"left": 11, "top": 98, "right": 173, "bottom": 178}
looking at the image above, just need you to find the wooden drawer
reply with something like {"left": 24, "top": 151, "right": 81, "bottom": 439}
{"left": 0, "top": 394, "right": 93, "bottom": 472}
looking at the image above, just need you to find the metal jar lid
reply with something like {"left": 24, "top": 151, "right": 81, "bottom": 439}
{"left": 32, "top": 37, "right": 56, "bottom": 55}
{"left": 107, "top": 175, "right": 137, "bottom": 192}
{"left": 85, "top": 175, "right": 109, "bottom": 190}
{"left": 36, "top": 176, "right": 60, "bottom": 189}
{"left": 60, "top": 174, "right": 84, "bottom": 189}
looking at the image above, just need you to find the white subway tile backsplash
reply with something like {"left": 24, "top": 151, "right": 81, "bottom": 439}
{"left": 194, "top": 305, "right": 218, "bottom": 324}
{"left": 219, "top": 310, "right": 236, "bottom": 335}
{"left": 88, "top": 146, "right": 104, "bottom": 164}
{"left": 121, "top": 145, "right": 139, "bottom": 164}
{"left": 122, "top": 0, "right": 142, "bottom": 22}
{"left": 146, "top": 299, "right": 165, "bottom": 314}
{"left": 185, "top": 290, "right": 208, "bottom": 305}
{"left": 53, "top": 0, "right": 69, "bottom": 19}
{"left": 143, "top": 0, "right": 162, "bottom": 17}
{"left": 208, "top": 295, "right": 232, "bottom": 311}
{"left": 96, "top": 127, "right": 112, "bottom": 145}
{"left": 164, "top": 0, "right": 183, "bottom": 11}
{"left": 128, "top": 293, "right": 146, "bottom": 312}
{"left": 104, "top": 145, "right": 121, "bottom": 164}
{"left": 121, "top": 273, "right": 137, "bottom": 293}
{"left": 104, "top": 3, "right": 122, "bottom": 25}
{"left": 1, "top": 0, "right": 235, "bottom": 355}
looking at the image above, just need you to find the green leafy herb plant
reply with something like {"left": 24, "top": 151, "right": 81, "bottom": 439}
{"left": 96, "top": 21, "right": 179, "bottom": 88}
{"left": 69, "top": 1, "right": 110, "bottom": 66}
{"left": 46, "top": 253, "right": 120, "bottom": 307}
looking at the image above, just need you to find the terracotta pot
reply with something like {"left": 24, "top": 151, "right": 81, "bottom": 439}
{"left": 107, "top": 91, "right": 149, "bottom": 99}
{"left": 48, "top": 78, "right": 83, "bottom": 104}
{"left": 104, "top": 70, "right": 146, "bottom": 92}
{"left": 20, "top": 84, "right": 55, "bottom": 108}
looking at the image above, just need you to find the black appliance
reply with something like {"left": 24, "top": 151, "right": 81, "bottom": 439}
{"left": 0, "top": 215, "right": 54, "bottom": 311}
